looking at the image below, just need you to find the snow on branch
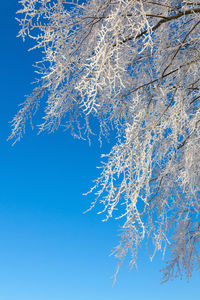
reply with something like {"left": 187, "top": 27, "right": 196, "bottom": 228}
{"left": 11, "top": 0, "right": 200, "bottom": 281}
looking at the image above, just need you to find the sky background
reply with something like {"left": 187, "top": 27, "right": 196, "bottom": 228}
{"left": 0, "top": 1, "right": 200, "bottom": 299}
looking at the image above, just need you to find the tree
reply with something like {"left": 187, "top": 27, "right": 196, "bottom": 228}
{"left": 10, "top": 0, "right": 200, "bottom": 282}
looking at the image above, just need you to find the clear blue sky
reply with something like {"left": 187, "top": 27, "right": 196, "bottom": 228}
{"left": 0, "top": 1, "right": 199, "bottom": 299}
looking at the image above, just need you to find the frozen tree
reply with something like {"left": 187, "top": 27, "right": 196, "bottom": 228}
{"left": 10, "top": 0, "right": 200, "bottom": 282}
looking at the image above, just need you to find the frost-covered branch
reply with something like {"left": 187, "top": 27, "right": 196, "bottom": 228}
{"left": 11, "top": 0, "right": 200, "bottom": 282}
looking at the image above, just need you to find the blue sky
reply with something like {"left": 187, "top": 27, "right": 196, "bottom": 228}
{"left": 0, "top": 1, "right": 199, "bottom": 299}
